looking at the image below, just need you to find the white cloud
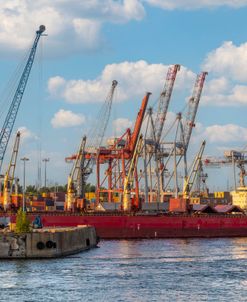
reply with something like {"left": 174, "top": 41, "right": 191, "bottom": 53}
{"left": 112, "top": 118, "right": 133, "bottom": 134}
{"left": 203, "top": 41, "right": 247, "bottom": 82}
{"left": 48, "top": 61, "right": 195, "bottom": 104}
{"left": 202, "top": 124, "right": 247, "bottom": 143}
{"left": 145, "top": 0, "right": 247, "bottom": 10}
{"left": 51, "top": 109, "right": 85, "bottom": 128}
{"left": 48, "top": 76, "right": 66, "bottom": 99}
{"left": 0, "top": 1, "right": 145, "bottom": 55}
{"left": 17, "top": 126, "right": 37, "bottom": 142}
{"left": 202, "top": 80, "right": 247, "bottom": 106}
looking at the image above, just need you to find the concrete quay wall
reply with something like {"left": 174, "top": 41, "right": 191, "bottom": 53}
{"left": 0, "top": 226, "right": 98, "bottom": 258}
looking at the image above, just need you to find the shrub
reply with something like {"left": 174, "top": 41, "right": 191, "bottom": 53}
{"left": 15, "top": 208, "right": 30, "bottom": 233}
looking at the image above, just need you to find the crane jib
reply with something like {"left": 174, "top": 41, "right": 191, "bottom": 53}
{"left": 0, "top": 25, "right": 45, "bottom": 171}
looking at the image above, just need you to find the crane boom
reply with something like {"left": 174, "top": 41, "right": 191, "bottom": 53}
{"left": 0, "top": 25, "right": 45, "bottom": 171}
{"left": 129, "top": 92, "right": 151, "bottom": 153}
{"left": 154, "top": 64, "right": 180, "bottom": 144}
{"left": 183, "top": 72, "right": 207, "bottom": 150}
{"left": 88, "top": 80, "right": 118, "bottom": 149}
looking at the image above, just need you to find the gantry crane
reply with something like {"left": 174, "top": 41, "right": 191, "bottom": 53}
{"left": 0, "top": 25, "right": 45, "bottom": 171}
{"left": 204, "top": 150, "right": 247, "bottom": 189}
{"left": 3, "top": 131, "right": 21, "bottom": 210}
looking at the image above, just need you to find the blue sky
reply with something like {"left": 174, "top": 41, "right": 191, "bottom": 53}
{"left": 0, "top": 1, "right": 247, "bottom": 190}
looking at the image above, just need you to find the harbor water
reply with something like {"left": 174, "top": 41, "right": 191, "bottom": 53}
{"left": 1, "top": 238, "right": 247, "bottom": 301}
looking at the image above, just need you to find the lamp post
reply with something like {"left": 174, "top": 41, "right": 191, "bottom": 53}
{"left": 42, "top": 158, "right": 49, "bottom": 188}
{"left": 21, "top": 157, "right": 29, "bottom": 211}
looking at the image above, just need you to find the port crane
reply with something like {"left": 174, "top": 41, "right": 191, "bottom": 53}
{"left": 0, "top": 25, "right": 45, "bottom": 172}
{"left": 95, "top": 92, "right": 151, "bottom": 210}
{"left": 3, "top": 131, "right": 21, "bottom": 210}
{"left": 140, "top": 65, "right": 180, "bottom": 203}
{"left": 67, "top": 136, "right": 87, "bottom": 211}
{"left": 204, "top": 150, "right": 247, "bottom": 189}
{"left": 148, "top": 65, "right": 180, "bottom": 202}
{"left": 160, "top": 72, "right": 208, "bottom": 195}
{"left": 65, "top": 80, "right": 118, "bottom": 210}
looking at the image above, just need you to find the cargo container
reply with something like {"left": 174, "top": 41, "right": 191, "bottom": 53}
{"left": 169, "top": 198, "right": 188, "bottom": 212}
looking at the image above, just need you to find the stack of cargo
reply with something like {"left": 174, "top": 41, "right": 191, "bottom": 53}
{"left": 190, "top": 192, "right": 232, "bottom": 206}
{"left": 50, "top": 192, "right": 66, "bottom": 211}
{"left": 26, "top": 195, "right": 45, "bottom": 212}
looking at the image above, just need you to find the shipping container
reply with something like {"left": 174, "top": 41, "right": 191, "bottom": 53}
{"left": 55, "top": 201, "right": 65, "bottom": 207}
{"left": 56, "top": 206, "right": 64, "bottom": 211}
{"left": 45, "top": 199, "right": 54, "bottom": 206}
{"left": 169, "top": 198, "right": 188, "bottom": 212}
{"left": 50, "top": 192, "right": 66, "bottom": 201}
{"left": 45, "top": 206, "right": 55, "bottom": 211}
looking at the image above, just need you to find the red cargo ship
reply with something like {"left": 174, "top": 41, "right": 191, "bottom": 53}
{"left": 6, "top": 212, "right": 247, "bottom": 239}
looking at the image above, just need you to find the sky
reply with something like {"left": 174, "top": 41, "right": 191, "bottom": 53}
{"left": 0, "top": 0, "right": 247, "bottom": 190}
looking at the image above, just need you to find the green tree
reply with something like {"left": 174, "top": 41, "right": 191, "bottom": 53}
{"left": 15, "top": 208, "right": 30, "bottom": 234}
{"left": 25, "top": 185, "right": 37, "bottom": 195}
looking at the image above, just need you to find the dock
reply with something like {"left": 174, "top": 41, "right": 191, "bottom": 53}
{"left": 0, "top": 225, "right": 99, "bottom": 259}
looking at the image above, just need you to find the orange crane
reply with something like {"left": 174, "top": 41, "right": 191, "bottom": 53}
{"left": 95, "top": 92, "right": 151, "bottom": 209}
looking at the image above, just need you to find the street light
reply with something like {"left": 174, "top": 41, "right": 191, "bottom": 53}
{"left": 42, "top": 158, "right": 49, "bottom": 188}
{"left": 21, "top": 157, "right": 29, "bottom": 211}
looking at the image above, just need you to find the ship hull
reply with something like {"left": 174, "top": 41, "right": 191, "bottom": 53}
{"left": 7, "top": 213, "right": 247, "bottom": 239}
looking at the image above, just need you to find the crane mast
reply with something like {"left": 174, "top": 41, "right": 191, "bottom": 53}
{"left": 183, "top": 72, "right": 207, "bottom": 150}
{"left": 0, "top": 25, "right": 45, "bottom": 171}
{"left": 183, "top": 140, "right": 206, "bottom": 199}
{"left": 3, "top": 131, "right": 21, "bottom": 210}
{"left": 154, "top": 64, "right": 180, "bottom": 144}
